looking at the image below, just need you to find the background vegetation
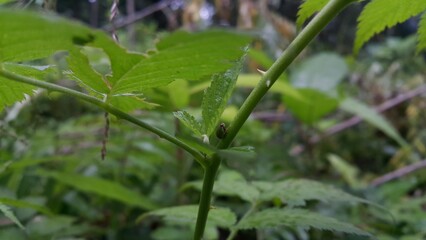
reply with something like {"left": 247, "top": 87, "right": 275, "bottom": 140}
{"left": 0, "top": 0, "right": 425, "bottom": 239}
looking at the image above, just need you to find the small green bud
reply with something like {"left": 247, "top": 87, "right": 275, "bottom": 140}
{"left": 216, "top": 123, "right": 227, "bottom": 139}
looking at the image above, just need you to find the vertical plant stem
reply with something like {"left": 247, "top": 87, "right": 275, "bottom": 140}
{"left": 193, "top": 0, "right": 356, "bottom": 238}
{"left": 219, "top": 0, "right": 356, "bottom": 149}
{"left": 193, "top": 155, "right": 221, "bottom": 240}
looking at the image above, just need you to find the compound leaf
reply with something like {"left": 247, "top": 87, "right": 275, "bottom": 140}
{"left": 355, "top": 0, "right": 426, "bottom": 53}
{"left": 236, "top": 208, "right": 371, "bottom": 237}
{"left": 254, "top": 179, "right": 369, "bottom": 207}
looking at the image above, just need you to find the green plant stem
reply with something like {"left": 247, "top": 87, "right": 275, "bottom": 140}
{"left": 226, "top": 202, "right": 259, "bottom": 240}
{"left": 219, "top": 0, "right": 356, "bottom": 149}
{"left": 193, "top": 155, "right": 221, "bottom": 240}
{"left": 193, "top": 0, "right": 356, "bottom": 239}
{"left": 0, "top": 68, "right": 207, "bottom": 167}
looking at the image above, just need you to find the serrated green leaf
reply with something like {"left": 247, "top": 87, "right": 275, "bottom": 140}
{"left": 417, "top": 13, "right": 426, "bottom": 52}
{"left": 66, "top": 49, "right": 109, "bottom": 94}
{"left": 111, "top": 31, "right": 250, "bottom": 95}
{"left": 174, "top": 111, "right": 204, "bottom": 136}
{"left": 236, "top": 208, "right": 371, "bottom": 236}
{"left": 0, "top": 10, "right": 148, "bottom": 112}
{"left": 0, "top": 63, "right": 54, "bottom": 112}
{"left": 138, "top": 205, "right": 236, "bottom": 228}
{"left": 38, "top": 170, "right": 158, "bottom": 210}
{"left": 254, "top": 179, "right": 369, "bottom": 207}
{"left": 297, "top": 0, "right": 329, "bottom": 28}
{"left": 0, "top": 201, "right": 24, "bottom": 230}
{"left": 0, "top": 10, "right": 94, "bottom": 62}
{"left": 340, "top": 97, "right": 406, "bottom": 146}
{"left": 355, "top": 0, "right": 426, "bottom": 53}
{"left": 202, "top": 58, "right": 245, "bottom": 136}
{"left": 0, "top": 78, "right": 34, "bottom": 112}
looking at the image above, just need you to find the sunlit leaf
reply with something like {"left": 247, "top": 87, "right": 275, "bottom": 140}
{"left": 111, "top": 31, "right": 251, "bottom": 95}
{"left": 417, "top": 13, "right": 426, "bottom": 52}
{"left": 236, "top": 208, "right": 371, "bottom": 236}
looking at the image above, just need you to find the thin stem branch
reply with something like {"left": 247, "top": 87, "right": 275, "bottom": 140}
{"left": 0, "top": 68, "right": 207, "bottom": 167}
{"left": 226, "top": 202, "right": 259, "bottom": 240}
{"left": 218, "top": 0, "right": 356, "bottom": 149}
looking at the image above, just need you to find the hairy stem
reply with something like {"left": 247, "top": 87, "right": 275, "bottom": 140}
{"left": 0, "top": 68, "right": 207, "bottom": 167}
{"left": 219, "top": 0, "right": 356, "bottom": 149}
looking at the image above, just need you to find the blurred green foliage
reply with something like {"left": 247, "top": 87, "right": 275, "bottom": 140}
{"left": 1, "top": 0, "right": 426, "bottom": 239}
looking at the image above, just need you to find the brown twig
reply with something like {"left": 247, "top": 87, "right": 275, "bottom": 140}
{"left": 310, "top": 85, "right": 426, "bottom": 144}
{"left": 103, "top": 0, "right": 175, "bottom": 32}
{"left": 289, "top": 85, "right": 426, "bottom": 155}
{"left": 370, "top": 159, "right": 426, "bottom": 187}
